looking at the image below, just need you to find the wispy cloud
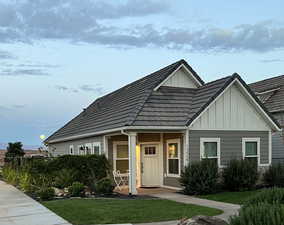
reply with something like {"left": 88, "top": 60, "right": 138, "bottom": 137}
{"left": 54, "top": 84, "right": 104, "bottom": 95}
{"left": 0, "top": 68, "right": 49, "bottom": 76}
{"left": 259, "top": 59, "right": 284, "bottom": 63}
{"left": 79, "top": 85, "right": 104, "bottom": 94}
{"left": 0, "top": 50, "right": 16, "bottom": 59}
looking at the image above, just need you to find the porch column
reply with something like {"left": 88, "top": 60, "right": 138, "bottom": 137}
{"left": 128, "top": 132, "right": 137, "bottom": 195}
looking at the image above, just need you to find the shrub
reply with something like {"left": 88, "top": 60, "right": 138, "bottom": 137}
{"left": 2, "top": 166, "right": 19, "bottom": 185}
{"left": 263, "top": 163, "right": 284, "bottom": 187}
{"left": 244, "top": 187, "right": 284, "bottom": 207}
{"left": 68, "top": 182, "right": 85, "bottom": 197}
{"left": 180, "top": 159, "right": 219, "bottom": 195}
{"left": 18, "top": 172, "right": 35, "bottom": 193}
{"left": 94, "top": 178, "right": 114, "bottom": 195}
{"left": 4, "top": 142, "right": 25, "bottom": 163}
{"left": 54, "top": 169, "right": 77, "bottom": 189}
{"left": 222, "top": 159, "right": 258, "bottom": 191}
{"left": 37, "top": 187, "right": 55, "bottom": 201}
{"left": 230, "top": 203, "right": 284, "bottom": 225}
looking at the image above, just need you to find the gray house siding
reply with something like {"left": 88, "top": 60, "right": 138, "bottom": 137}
{"left": 49, "top": 135, "right": 104, "bottom": 156}
{"left": 271, "top": 112, "right": 284, "bottom": 164}
{"left": 189, "top": 130, "right": 269, "bottom": 166}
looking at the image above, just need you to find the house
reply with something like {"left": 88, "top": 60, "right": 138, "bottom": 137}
{"left": 45, "top": 59, "right": 281, "bottom": 194}
{"left": 249, "top": 75, "right": 284, "bottom": 164}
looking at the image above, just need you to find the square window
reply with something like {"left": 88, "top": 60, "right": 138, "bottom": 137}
{"left": 245, "top": 142, "right": 257, "bottom": 156}
{"left": 204, "top": 142, "right": 217, "bottom": 157}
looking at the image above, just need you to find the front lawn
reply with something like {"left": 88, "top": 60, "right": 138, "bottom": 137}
{"left": 43, "top": 199, "right": 222, "bottom": 224}
{"left": 198, "top": 190, "right": 261, "bottom": 205}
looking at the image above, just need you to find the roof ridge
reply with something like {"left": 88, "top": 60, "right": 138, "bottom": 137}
{"left": 250, "top": 74, "right": 284, "bottom": 86}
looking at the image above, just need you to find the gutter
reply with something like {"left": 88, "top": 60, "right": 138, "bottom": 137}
{"left": 46, "top": 126, "right": 187, "bottom": 144}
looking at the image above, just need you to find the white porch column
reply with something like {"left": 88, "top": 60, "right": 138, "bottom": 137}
{"left": 128, "top": 132, "right": 137, "bottom": 195}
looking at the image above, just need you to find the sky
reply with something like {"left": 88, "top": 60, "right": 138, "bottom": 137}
{"left": 0, "top": 0, "right": 284, "bottom": 146}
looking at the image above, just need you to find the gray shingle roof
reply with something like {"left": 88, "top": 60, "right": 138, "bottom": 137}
{"left": 249, "top": 75, "right": 284, "bottom": 113}
{"left": 46, "top": 61, "right": 280, "bottom": 143}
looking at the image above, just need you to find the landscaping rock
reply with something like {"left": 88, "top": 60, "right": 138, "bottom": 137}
{"left": 178, "top": 216, "right": 228, "bottom": 225}
{"left": 53, "top": 187, "right": 65, "bottom": 197}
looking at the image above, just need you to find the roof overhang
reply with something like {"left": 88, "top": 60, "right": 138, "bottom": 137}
{"left": 46, "top": 126, "right": 187, "bottom": 144}
{"left": 188, "top": 75, "right": 282, "bottom": 132}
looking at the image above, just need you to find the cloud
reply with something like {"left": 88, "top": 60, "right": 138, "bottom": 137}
{"left": 54, "top": 85, "right": 78, "bottom": 93}
{"left": 0, "top": 50, "right": 16, "bottom": 59}
{"left": 79, "top": 85, "right": 104, "bottom": 94}
{"left": 259, "top": 59, "right": 284, "bottom": 63}
{"left": 12, "top": 104, "right": 26, "bottom": 109}
{"left": 0, "top": 1, "right": 284, "bottom": 52}
{"left": 0, "top": 68, "right": 49, "bottom": 76}
{"left": 54, "top": 84, "right": 104, "bottom": 94}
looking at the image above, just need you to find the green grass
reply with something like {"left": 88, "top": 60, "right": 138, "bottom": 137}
{"left": 199, "top": 190, "right": 262, "bottom": 205}
{"left": 43, "top": 198, "right": 222, "bottom": 224}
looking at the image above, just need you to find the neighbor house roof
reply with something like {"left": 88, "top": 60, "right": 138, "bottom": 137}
{"left": 249, "top": 75, "right": 284, "bottom": 113}
{"left": 46, "top": 60, "right": 280, "bottom": 143}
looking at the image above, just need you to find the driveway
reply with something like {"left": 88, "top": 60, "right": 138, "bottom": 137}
{"left": 0, "top": 180, "right": 71, "bottom": 225}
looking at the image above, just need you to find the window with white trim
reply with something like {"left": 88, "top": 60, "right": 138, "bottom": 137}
{"left": 69, "top": 145, "right": 74, "bottom": 155}
{"left": 167, "top": 139, "right": 180, "bottom": 176}
{"left": 78, "top": 144, "right": 85, "bottom": 155}
{"left": 114, "top": 142, "right": 129, "bottom": 173}
{"left": 200, "top": 138, "right": 220, "bottom": 166}
{"left": 92, "top": 142, "right": 101, "bottom": 155}
{"left": 85, "top": 143, "right": 92, "bottom": 155}
{"left": 242, "top": 138, "right": 260, "bottom": 165}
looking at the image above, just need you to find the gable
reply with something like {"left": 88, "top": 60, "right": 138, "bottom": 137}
{"left": 161, "top": 67, "right": 199, "bottom": 88}
{"left": 190, "top": 83, "right": 270, "bottom": 131}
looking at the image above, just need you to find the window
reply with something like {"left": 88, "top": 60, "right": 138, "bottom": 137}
{"left": 144, "top": 146, "right": 156, "bottom": 155}
{"left": 114, "top": 142, "right": 129, "bottom": 173}
{"left": 242, "top": 138, "right": 260, "bottom": 165}
{"left": 92, "top": 142, "right": 101, "bottom": 155}
{"left": 78, "top": 145, "right": 85, "bottom": 155}
{"left": 69, "top": 145, "right": 74, "bottom": 155}
{"left": 85, "top": 143, "right": 92, "bottom": 155}
{"left": 200, "top": 138, "right": 220, "bottom": 167}
{"left": 167, "top": 139, "right": 180, "bottom": 177}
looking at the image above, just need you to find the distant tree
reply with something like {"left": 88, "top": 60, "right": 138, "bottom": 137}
{"left": 5, "top": 142, "right": 25, "bottom": 162}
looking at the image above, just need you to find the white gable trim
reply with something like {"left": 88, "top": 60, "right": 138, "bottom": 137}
{"left": 188, "top": 78, "right": 281, "bottom": 132}
{"left": 154, "top": 64, "right": 202, "bottom": 91}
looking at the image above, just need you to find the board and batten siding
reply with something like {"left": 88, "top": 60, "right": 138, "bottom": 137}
{"left": 162, "top": 67, "right": 198, "bottom": 89}
{"left": 190, "top": 83, "right": 270, "bottom": 131}
{"left": 189, "top": 130, "right": 269, "bottom": 166}
{"left": 49, "top": 135, "right": 104, "bottom": 156}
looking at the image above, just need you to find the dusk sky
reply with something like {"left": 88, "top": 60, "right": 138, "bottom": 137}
{"left": 0, "top": 0, "right": 284, "bottom": 145}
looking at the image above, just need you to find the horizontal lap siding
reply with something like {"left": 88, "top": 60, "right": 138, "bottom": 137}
{"left": 50, "top": 135, "right": 104, "bottom": 156}
{"left": 272, "top": 131, "right": 284, "bottom": 164}
{"left": 189, "top": 130, "right": 269, "bottom": 166}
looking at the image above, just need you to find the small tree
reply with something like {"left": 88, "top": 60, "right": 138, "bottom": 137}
{"left": 5, "top": 142, "right": 25, "bottom": 163}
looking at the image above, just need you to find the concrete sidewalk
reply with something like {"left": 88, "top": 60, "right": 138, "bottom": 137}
{"left": 0, "top": 180, "right": 71, "bottom": 225}
{"left": 150, "top": 192, "right": 240, "bottom": 222}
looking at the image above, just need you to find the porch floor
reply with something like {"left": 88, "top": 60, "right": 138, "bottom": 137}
{"left": 115, "top": 187, "right": 178, "bottom": 196}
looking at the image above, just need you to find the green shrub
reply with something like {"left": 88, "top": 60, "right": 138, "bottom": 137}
{"left": 94, "top": 178, "right": 114, "bottom": 195}
{"left": 68, "top": 182, "right": 85, "bottom": 197}
{"left": 2, "top": 166, "right": 19, "bottom": 185}
{"left": 37, "top": 187, "right": 55, "bottom": 201}
{"left": 230, "top": 203, "right": 284, "bottom": 225}
{"left": 54, "top": 169, "right": 77, "bottom": 189}
{"left": 263, "top": 163, "right": 284, "bottom": 187}
{"left": 244, "top": 187, "right": 284, "bottom": 207}
{"left": 180, "top": 159, "right": 219, "bottom": 195}
{"left": 222, "top": 159, "right": 258, "bottom": 191}
{"left": 18, "top": 172, "right": 35, "bottom": 193}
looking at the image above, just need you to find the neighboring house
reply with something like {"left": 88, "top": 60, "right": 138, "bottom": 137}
{"left": 249, "top": 75, "right": 284, "bottom": 164}
{"left": 45, "top": 59, "right": 281, "bottom": 194}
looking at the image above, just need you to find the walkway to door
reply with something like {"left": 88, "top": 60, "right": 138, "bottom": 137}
{"left": 0, "top": 180, "right": 71, "bottom": 225}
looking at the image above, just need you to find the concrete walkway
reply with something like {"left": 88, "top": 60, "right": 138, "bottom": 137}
{"left": 150, "top": 192, "right": 240, "bottom": 222}
{"left": 0, "top": 180, "right": 71, "bottom": 225}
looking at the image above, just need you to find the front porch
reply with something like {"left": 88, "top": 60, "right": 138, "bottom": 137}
{"left": 115, "top": 187, "right": 177, "bottom": 196}
{"left": 106, "top": 131, "right": 188, "bottom": 195}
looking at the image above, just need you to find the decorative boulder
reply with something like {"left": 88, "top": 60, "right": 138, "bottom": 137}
{"left": 178, "top": 216, "right": 228, "bottom": 225}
